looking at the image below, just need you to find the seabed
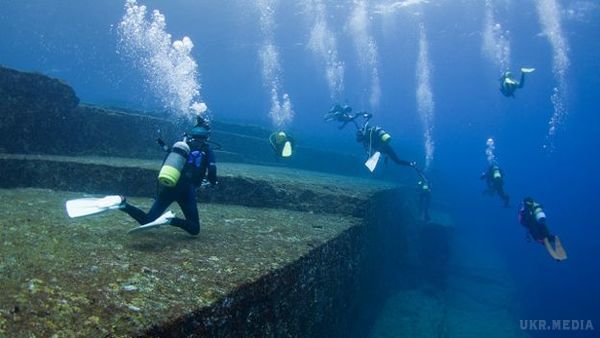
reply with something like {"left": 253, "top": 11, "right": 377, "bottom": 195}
{"left": 0, "top": 187, "right": 359, "bottom": 336}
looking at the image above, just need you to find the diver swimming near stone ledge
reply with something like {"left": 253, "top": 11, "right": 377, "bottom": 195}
{"left": 269, "top": 131, "right": 295, "bottom": 159}
{"left": 325, "top": 104, "right": 425, "bottom": 179}
{"left": 65, "top": 114, "right": 218, "bottom": 235}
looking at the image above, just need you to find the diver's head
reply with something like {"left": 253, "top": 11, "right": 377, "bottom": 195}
{"left": 275, "top": 131, "right": 287, "bottom": 144}
{"left": 187, "top": 125, "right": 211, "bottom": 148}
{"left": 504, "top": 71, "right": 513, "bottom": 78}
{"left": 343, "top": 105, "right": 352, "bottom": 114}
{"left": 523, "top": 197, "right": 534, "bottom": 207}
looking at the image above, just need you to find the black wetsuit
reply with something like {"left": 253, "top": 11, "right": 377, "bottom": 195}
{"left": 269, "top": 134, "right": 295, "bottom": 158}
{"left": 121, "top": 142, "right": 217, "bottom": 235}
{"left": 519, "top": 203, "right": 555, "bottom": 243}
{"left": 500, "top": 72, "right": 525, "bottom": 97}
{"left": 481, "top": 166, "right": 510, "bottom": 207}
{"left": 357, "top": 126, "right": 412, "bottom": 167}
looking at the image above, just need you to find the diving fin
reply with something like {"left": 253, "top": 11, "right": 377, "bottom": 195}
{"left": 281, "top": 141, "right": 293, "bottom": 158}
{"left": 544, "top": 236, "right": 567, "bottom": 261}
{"left": 128, "top": 210, "right": 175, "bottom": 234}
{"left": 365, "top": 151, "right": 381, "bottom": 172}
{"left": 521, "top": 67, "right": 536, "bottom": 73}
{"left": 66, "top": 195, "right": 124, "bottom": 218}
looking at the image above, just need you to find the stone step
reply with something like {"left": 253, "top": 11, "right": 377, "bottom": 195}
{"left": 0, "top": 153, "right": 395, "bottom": 217}
{"left": 0, "top": 188, "right": 361, "bottom": 337}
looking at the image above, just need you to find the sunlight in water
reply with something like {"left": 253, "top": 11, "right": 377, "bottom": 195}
{"left": 348, "top": 0, "right": 381, "bottom": 110}
{"left": 118, "top": 0, "right": 206, "bottom": 120}
{"left": 416, "top": 24, "right": 435, "bottom": 171}
{"left": 257, "top": 0, "right": 294, "bottom": 128}
{"left": 482, "top": 0, "right": 511, "bottom": 73}
{"left": 306, "top": 0, "right": 345, "bottom": 101}
{"left": 535, "top": 0, "right": 570, "bottom": 145}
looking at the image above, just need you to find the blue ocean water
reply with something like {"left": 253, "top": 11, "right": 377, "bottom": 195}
{"left": 1, "top": 0, "right": 598, "bottom": 336}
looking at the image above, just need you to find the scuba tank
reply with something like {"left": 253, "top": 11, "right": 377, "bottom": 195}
{"left": 533, "top": 204, "right": 546, "bottom": 222}
{"left": 492, "top": 166, "right": 502, "bottom": 179}
{"left": 158, "top": 141, "right": 190, "bottom": 187}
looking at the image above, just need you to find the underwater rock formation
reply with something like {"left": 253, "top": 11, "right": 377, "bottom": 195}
{"left": 0, "top": 66, "right": 363, "bottom": 176}
{"left": 0, "top": 66, "right": 458, "bottom": 336}
{"left": 0, "top": 154, "right": 452, "bottom": 336}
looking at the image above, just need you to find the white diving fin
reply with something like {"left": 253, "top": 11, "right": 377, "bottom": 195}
{"left": 521, "top": 67, "right": 536, "bottom": 73}
{"left": 66, "top": 195, "right": 124, "bottom": 218}
{"left": 128, "top": 210, "right": 175, "bottom": 234}
{"left": 281, "top": 141, "right": 293, "bottom": 158}
{"left": 365, "top": 151, "right": 381, "bottom": 173}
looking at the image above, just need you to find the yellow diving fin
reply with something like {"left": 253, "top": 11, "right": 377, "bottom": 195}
{"left": 544, "top": 236, "right": 567, "bottom": 261}
{"left": 281, "top": 141, "right": 293, "bottom": 157}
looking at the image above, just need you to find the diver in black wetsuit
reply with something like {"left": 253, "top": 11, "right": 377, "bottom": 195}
{"left": 518, "top": 197, "right": 567, "bottom": 261}
{"left": 268, "top": 131, "right": 295, "bottom": 158}
{"left": 355, "top": 123, "right": 415, "bottom": 168}
{"left": 519, "top": 197, "right": 554, "bottom": 244}
{"left": 325, "top": 103, "right": 418, "bottom": 171}
{"left": 480, "top": 164, "right": 510, "bottom": 207}
{"left": 499, "top": 68, "right": 535, "bottom": 98}
{"left": 120, "top": 116, "right": 217, "bottom": 235}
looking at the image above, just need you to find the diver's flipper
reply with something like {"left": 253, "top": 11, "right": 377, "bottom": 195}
{"left": 66, "top": 195, "right": 124, "bottom": 218}
{"left": 128, "top": 210, "right": 175, "bottom": 234}
{"left": 365, "top": 151, "right": 381, "bottom": 172}
{"left": 544, "top": 236, "right": 567, "bottom": 261}
{"left": 521, "top": 67, "right": 536, "bottom": 73}
{"left": 281, "top": 141, "right": 293, "bottom": 158}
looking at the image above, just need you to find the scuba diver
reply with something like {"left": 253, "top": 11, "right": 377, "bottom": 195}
{"left": 499, "top": 67, "right": 535, "bottom": 98}
{"left": 119, "top": 115, "right": 218, "bottom": 234}
{"left": 480, "top": 164, "right": 510, "bottom": 207}
{"left": 355, "top": 122, "right": 415, "bottom": 169}
{"left": 324, "top": 104, "right": 362, "bottom": 129}
{"left": 325, "top": 104, "right": 417, "bottom": 172}
{"left": 269, "top": 131, "right": 295, "bottom": 158}
{"left": 65, "top": 115, "right": 218, "bottom": 235}
{"left": 417, "top": 179, "right": 432, "bottom": 222}
{"left": 519, "top": 197, "right": 567, "bottom": 261}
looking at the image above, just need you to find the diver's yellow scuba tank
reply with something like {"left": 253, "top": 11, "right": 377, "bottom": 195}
{"left": 158, "top": 141, "right": 190, "bottom": 187}
{"left": 372, "top": 127, "right": 391, "bottom": 143}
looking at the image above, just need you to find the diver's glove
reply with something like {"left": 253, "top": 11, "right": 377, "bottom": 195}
{"left": 201, "top": 179, "right": 219, "bottom": 191}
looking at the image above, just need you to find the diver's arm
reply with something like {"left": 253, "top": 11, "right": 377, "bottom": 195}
{"left": 268, "top": 134, "right": 276, "bottom": 148}
{"left": 157, "top": 138, "right": 171, "bottom": 152}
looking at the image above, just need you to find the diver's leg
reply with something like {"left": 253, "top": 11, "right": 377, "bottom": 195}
{"left": 495, "top": 180, "right": 510, "bottom": 206}
{"left": 383, "top": 144, "right": 412, "bottom": 167}
{"left": 518, "top": 71, "right": 525, "bottom": 88}
{"left": 537, "top": 220, "right": 554, "bottom": 242}
{"left": 120, "top": 189, "right": 174, "bottom": 225}
{"left": 172, "top": 185, "right": 201, "bottom": 235}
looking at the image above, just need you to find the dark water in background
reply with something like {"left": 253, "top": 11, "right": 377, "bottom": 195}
{"left": 1, "top": 0, "right": 599, "bottom": 336}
